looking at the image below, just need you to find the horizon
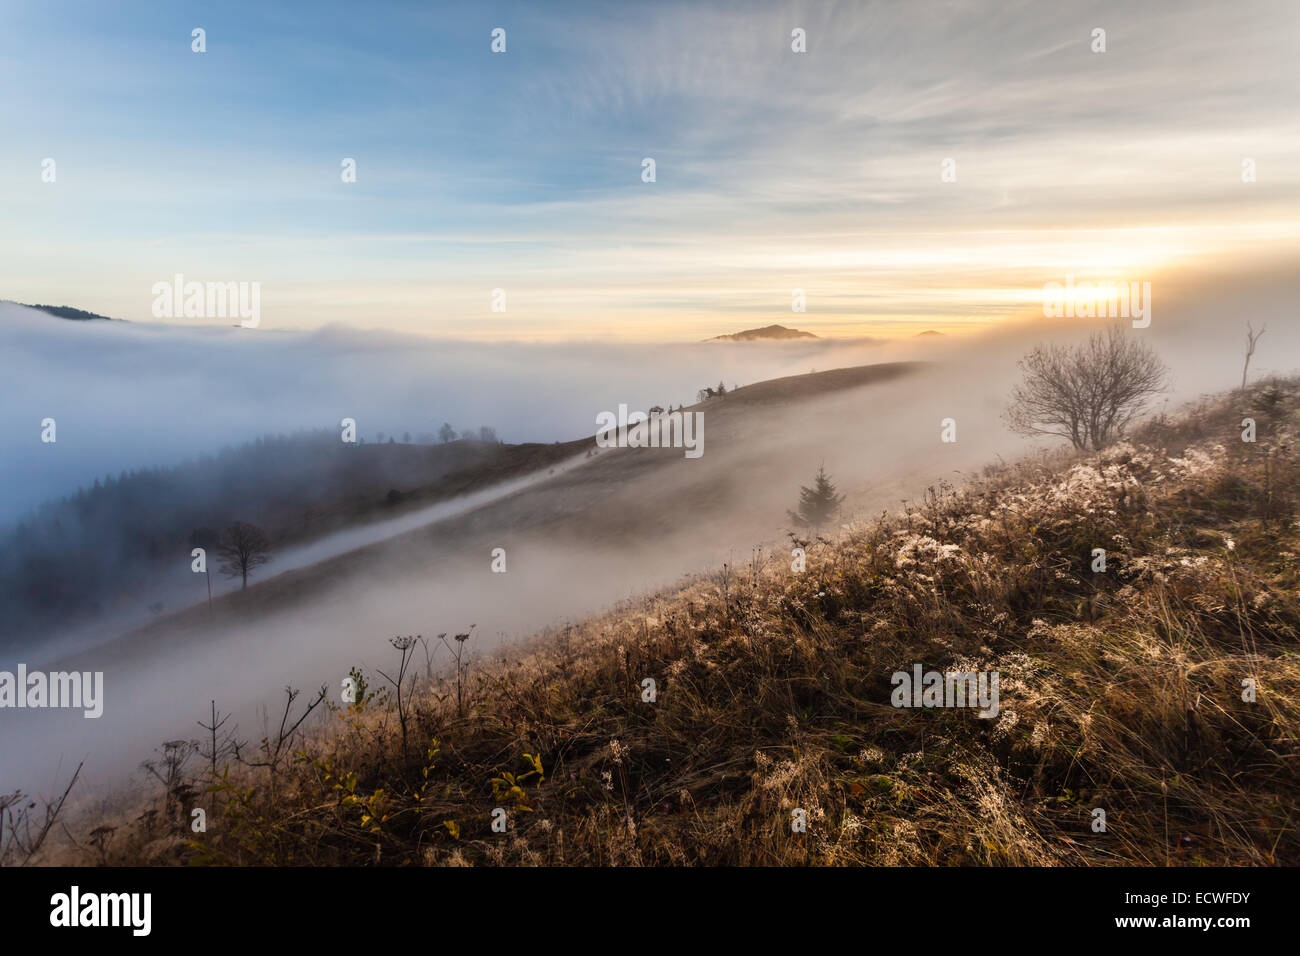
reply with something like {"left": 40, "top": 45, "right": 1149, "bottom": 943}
{"left": 3, "top": 0, "right": 1297, "bottom": 340}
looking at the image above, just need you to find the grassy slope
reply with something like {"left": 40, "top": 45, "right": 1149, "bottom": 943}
{"left": 71, "top": 379, "right": 1300, "bottom": 866}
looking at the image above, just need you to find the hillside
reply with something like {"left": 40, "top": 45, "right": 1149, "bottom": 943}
{"left": 25, "top": 360, "right": 926, "bottom": 669}
{"left": 715, "top": 361, "right": 919, "bottom": 405}
{"left": 0, "top": 431, "right": 586, "bottom": 648}
{"left": 3, "top": 301, "right": 117, "bottom": 321}
{"left": 54, "top": 377, "right": 1300, "bottom": 866}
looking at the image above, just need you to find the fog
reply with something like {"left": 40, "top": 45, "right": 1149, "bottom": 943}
{"left": 1, "top": 264, "right": 1297, "bottom": 801}
{"left": 0, "top": 303, "right": 895, "bottom": 525}
{"left": 7, "top": 447, "right": 602, "bottom": 670}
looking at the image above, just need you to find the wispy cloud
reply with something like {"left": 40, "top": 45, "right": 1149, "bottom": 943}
{"left": 0, "top": 0, "right": 1296, "bottom": 338}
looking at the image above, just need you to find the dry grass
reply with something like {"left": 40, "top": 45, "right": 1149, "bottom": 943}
{"left": 53, "top": 378, "right": 1300, "bottom": 866}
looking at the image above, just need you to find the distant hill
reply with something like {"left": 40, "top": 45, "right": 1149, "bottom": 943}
{"left": 6, "top": 301, "right": 116, "bottom": 321}
{"left": 916, "top": 329, "right": 943, "bottom": 337}
{"left": 0, "top": 431, "right": 584, "bottom": 647}
{"left": 706, "top": 324, "right": 818, "bottom": 342}
{"left": 712, "top": 362, "right": 922, "bottom": 406}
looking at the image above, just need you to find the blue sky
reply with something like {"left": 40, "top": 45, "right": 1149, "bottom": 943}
{"left": 2, "top": 0, "right": 1297, "bottom": 339}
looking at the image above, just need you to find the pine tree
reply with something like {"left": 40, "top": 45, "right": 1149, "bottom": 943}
{"left": 788, "top": 465, "right": 844, "bottom": 532}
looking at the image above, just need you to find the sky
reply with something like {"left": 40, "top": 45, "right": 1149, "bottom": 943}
{"left": 1, "top": 0, "right": 1297, "bottom": 340}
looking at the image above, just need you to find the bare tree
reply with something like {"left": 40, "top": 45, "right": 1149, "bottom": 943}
{"left": 216, "top": 521, "right": 272, "bottom": 589}
{"left": 1005, "top": 324, "right": 1167, "bottom": 451}
{"left": 1242, "top": 322, "right": 1266, "bottom": 389}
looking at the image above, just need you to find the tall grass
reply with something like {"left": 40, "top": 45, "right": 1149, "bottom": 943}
{"left": 52, "top": 379, "right": 1300, "bottom": 866}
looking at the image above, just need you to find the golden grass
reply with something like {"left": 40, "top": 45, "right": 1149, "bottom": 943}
{"left": 65, "top": 379, "right": 1300, "bottom": 866}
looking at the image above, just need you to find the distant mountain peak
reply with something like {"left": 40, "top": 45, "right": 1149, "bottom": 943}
{"left": 7, "top": 301, "right": 117, "bottom": 322}
{"left": 916, "top": 329, "right": 943, "bottom": 337}
{"left": 706, "top": 324, "right": 818, "bottom": 342}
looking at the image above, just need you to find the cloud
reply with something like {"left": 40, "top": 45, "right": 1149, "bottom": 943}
{"left": 0, "top": 302, "right": 894, "bottom": 523}
{"left": 2, "top": 0, "right": 1297, "bottom": 337}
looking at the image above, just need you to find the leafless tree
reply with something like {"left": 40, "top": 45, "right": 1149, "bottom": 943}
{"left": 1005, "top": 324, "right": 1168, "bottom": 451}
{"left": 216, "top": 521, "right": 272, "bottom": 589}
{"left": 1242, "top": 321, "right": 1266, "bottom": 389}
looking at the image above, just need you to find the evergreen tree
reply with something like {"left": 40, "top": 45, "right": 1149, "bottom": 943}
{"left": 788, "top": 465, "right": 844, "bottom": 532}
